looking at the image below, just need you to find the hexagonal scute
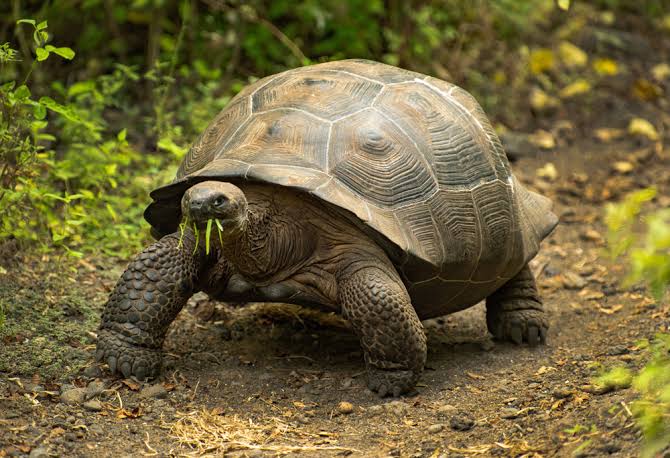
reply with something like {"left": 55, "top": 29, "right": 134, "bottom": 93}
{"left": 251, "top": 69, "right": 383, "bottom": 121}
{"left": 177, "top": 96, "right": 251, "bottom": 179}
{"left": 375, "top": 81, "right": 497, "bottom": 190}
{"left": 219, "top": 109, "right": 330, "bottom": 172}
{"left": 329, "top": 108, "right": 438, "bottom": 208}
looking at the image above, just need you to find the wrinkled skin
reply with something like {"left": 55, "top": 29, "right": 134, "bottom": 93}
{"left": 97, "top": 181, "right": 546, "bottom": 396}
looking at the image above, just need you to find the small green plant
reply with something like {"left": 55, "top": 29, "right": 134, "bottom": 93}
{"left": 606, "top": 189, "right": 670, "bottom": 457}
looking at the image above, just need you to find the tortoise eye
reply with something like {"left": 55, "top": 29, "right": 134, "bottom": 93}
{"left": 213, "top": 196, "right": 228, "bottom": 207}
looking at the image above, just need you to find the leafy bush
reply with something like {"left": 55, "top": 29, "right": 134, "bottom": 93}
{"left": 606, "top": 189, "right": 670, "bottom": 457}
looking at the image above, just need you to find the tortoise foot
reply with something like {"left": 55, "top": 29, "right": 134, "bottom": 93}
{"left": 367, "top": 367, "right": 420, "bottom": 397}
{"left": 487, "top": 306, "right": 547, "bottom": 346}
{"left": 96, "top": 329, "right": 162, "bottom": 381}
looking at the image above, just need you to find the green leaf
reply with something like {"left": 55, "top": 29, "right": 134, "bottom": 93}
{"left": 557, "top": 0, "right": 570, "bottom": 10}
{"left": 45, "top": 45, "right": 75, "bottom": 60}
{"left": 35, "top": 20, "right": 48, "bottom": 31}
{"left": 16, "top": 19, "right": 36, "bottom": 26}
{"left": 117, "top": 128, "right": 127, "bottom": 142}
{"left": 33, "top": 102, "right": 46, "bottom": 120}
{"left": 14, "top": 84, "right": 31, "bottom": 100}
{"left": 35, "top": 47, "right": 49, "bottom": 61}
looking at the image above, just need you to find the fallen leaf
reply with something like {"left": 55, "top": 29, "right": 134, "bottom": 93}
{"left": 537, "top": 162, "right": 559, "bottom": 181}
{"left": 530, "top": 48, "right": 555, "bottom": 75}
{"left": 628, "top": 118, "right": 659, "bottom": 141}
{"left": 652, "top": 63, "right": 670, "bottom": 81}
{"left": 559, "top": 41, "right": 588, "bottom": 68}
{"left": 597, "top": 304, "right": 624, "bottom": 315}
{"left": 594, "top": 128, "right": 624, "bottom": 142}
{"left": 121, "top": 379, "right": 140, "bottom": 391}
{"left": 593, "top": 58, "right": 619, "bottom": 76}
{"left": 117, "top": 407, "right": 142, "bottom": 419}
{"left": 632, "top": 79, "right": 662, "bottom": 101}
{"left": 551, "top": 398, "right": 568, "bottom": 410}
{"left": 535, "top": 366, "right": 557, "bottom": 376}
{"left": 612, "top": 161, "right": 634, "bottom": 174}
{"left": 557, "top": 0, "right": 570, "bottom": 11}
{"left": 559, "top": 79, "right": 591, "bottom": 98}
{"left": 530, "top": 87, "right": 560, "bottom": 111}
{"left": 529, "top": 130, "right": 556, "bottom": 149}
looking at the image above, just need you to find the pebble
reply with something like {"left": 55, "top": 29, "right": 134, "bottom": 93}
{"left": 337, "top": 401, "right": 354, "bottom": 414}
{"left": 29, "top": 448, "right": 49, "bottom": 458}
{"left": 436, "top": 404, "right": 457, "bottom": 419}
{"left": 89, "top": 424, "right": 104, "bottom": 436}
{"left": 83, "top": 399, "right": 103, "bottom": 412}
{"left": 85, "top": 380, "right": 105, "bottom": 400}
{"left": 562, "top": 272, "right": 587, "bottom": 289}
{"left": 140, "top": 384, "right": 168, "bottom": 400}
{"left": 427, "top": 424, "right": 444, "bottom": 434}
{"left": 552, "top": 388, "right": 573, "bottom": 399}
{"left": 82, "top": 365, "right": 102, "bottom": 378}
{"left": 449, "top": 413, "right": 474, "bottom": 431}
{"left": 383, "top": 400, "right": 408, "bottom": 417}
{"left": 66, "top": 416, "right": 76, "bottom": 424}
{"left": 60, "top": 388, "right": 86, "bottom": 405}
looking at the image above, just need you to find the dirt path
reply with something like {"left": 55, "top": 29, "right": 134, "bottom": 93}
{"left": 1, "top": 133, "right": 668, "bottom": 457}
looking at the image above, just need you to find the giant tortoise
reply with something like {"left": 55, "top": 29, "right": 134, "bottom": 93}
{"left": 97, "top": 59, "right": 558, "bottom": 396}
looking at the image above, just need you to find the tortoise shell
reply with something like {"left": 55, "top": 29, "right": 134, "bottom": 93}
{"left": 146, "top": 59, "right": 557, "bottom": 318}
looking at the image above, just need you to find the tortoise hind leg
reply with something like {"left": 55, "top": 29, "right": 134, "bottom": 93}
{"left": 486, "top": 263, "right": 548, "bottom": 346}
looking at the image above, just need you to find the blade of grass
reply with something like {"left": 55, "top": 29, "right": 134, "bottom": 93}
{"left": 205, "top": 218, "right": 213, "bottom": 255}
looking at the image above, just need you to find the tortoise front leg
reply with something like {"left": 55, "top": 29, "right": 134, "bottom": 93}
{"left": 486, "top": 263, "right": 548, "bottom": 346}
{"left": 96, "top": 232, "right": 205, "bottom": 380}
{"left": 338, "top": 264, "right": 427, "bottom": 397}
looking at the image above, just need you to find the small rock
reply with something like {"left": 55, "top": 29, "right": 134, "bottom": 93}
{"left": 66, "top": 416, "right": 76, "bottom": 424}
{"left": 437, "top": 404, "right": 458, "bottom": 419}
{"left": 552, "top": 388, "right": 573, "bottom": 399}
{"left": 85, "top": 380, "right": 105, "bottom": 400}
{"left": 383, "top": 400, "right": 408, "bottom": 417}
{"left": 82, "top": 399, "right": 103, "bottom": 412}
{"left": 608, "top": 345, "right": 630, "bottom": 356}
{"left": 60, "top": 388, "right": 85, "bottom": 405}
{"left": 29, "top": 447, "right": 49, "bottom": 458}
{"left": 427, "top": 424, "right": 444, "bottom": 434}
{"left": 82, "top": 365, "right": 102, "bottom": 379}
{"left": 140, "top": 384, "right": 168, "bottom": 400}
{"left": 478, "top": 340, "right": 495, "bottom": 351}
{"left": 562, "top": 272, "right": 587, "bottom": 289}
{"left": 89, "top": 424, "right": 104, "bottom": 436}
{"left": 337, "top": 401, "right": 354, "bottom": 414}
{"left": 449, "top": 413, "right": 474, "bottom": 432}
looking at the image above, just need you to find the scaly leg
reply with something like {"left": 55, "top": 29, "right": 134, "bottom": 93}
{"left": 486, "top": 263, "right": 548, "bottom": 346}
{"left": 338, "top": 264, "right": 426, "bottom": 397}
{"left": 96, "top": 232, "right": 204, "bottom": 380}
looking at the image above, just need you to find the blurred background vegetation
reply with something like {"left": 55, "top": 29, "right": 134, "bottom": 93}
{"left": 0, "top": 0, "right": 667, "bottom": 258}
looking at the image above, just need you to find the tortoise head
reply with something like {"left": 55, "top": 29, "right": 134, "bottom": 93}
{"left": 181, "top": 181, "right": 248, "bottom": 235}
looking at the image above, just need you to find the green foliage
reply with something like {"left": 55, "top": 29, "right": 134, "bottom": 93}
{"left": 606, "top": 188, "right": 670, "bottom": 299}
{"left": 593, "top": 365, "right": 633, "bottom": 391}
{"left": 606, "top": 191, "right": 670, "bottom": 456}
